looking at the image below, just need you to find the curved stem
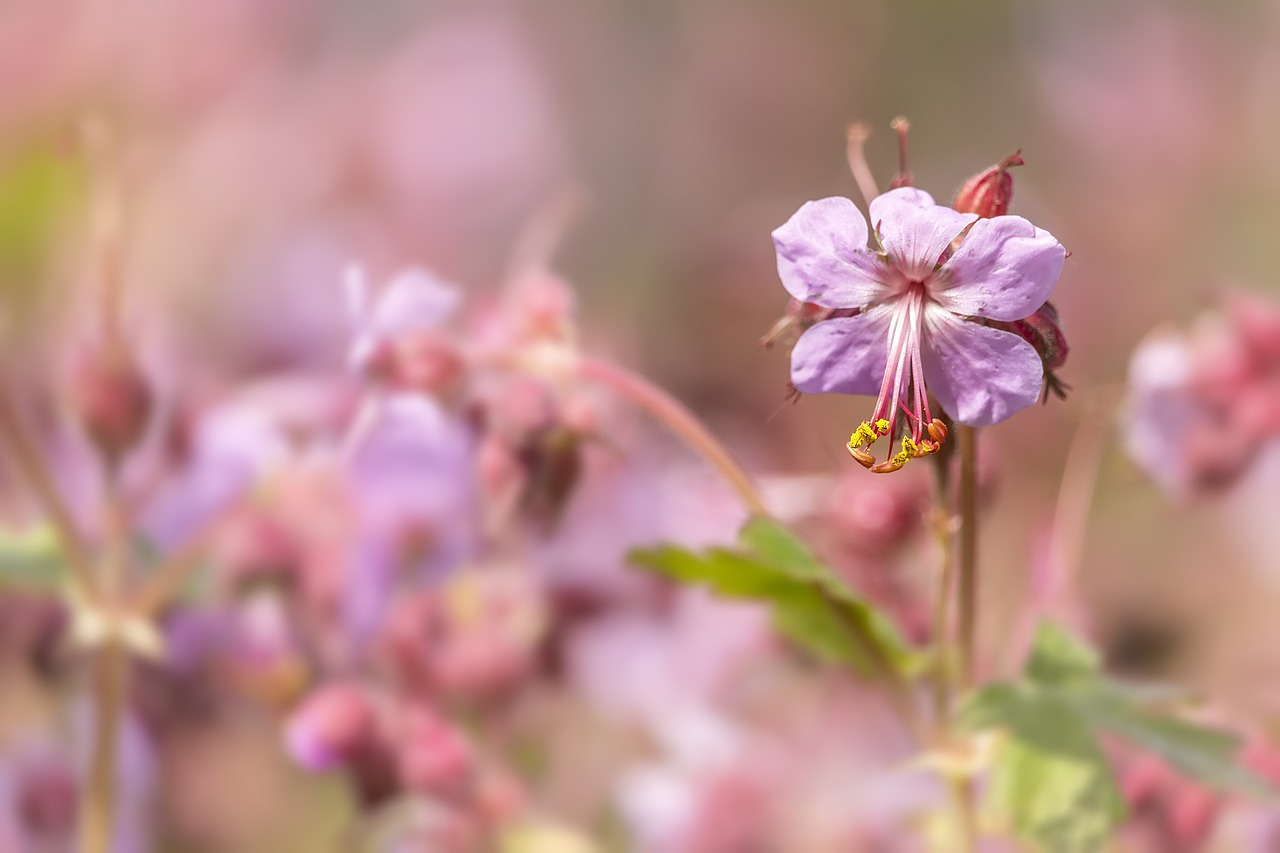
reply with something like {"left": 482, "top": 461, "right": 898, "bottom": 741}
{"left": 577, "top": 357, "right": 770, "bottom": 517}
{"left": 845, "top": 123, "right": 880, "bottom": 208}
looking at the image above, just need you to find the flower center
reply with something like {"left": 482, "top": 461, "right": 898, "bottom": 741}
{"left": 846, "top": 281, "right": 948, "bottom": 473}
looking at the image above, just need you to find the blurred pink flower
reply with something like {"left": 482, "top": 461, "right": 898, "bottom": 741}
{"left": 1123, "top": 292, "right": 1280, "bottom": 497}
{"left": 775, "top": 187, "right": 1065, "bottom": 470}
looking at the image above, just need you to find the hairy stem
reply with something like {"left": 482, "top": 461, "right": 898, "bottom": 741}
{"left": 577, "top": 357, "right": 770, "bottom": 517}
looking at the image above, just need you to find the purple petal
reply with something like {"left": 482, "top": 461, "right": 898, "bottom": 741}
{"left": 350, "top": 268, "right": 461, "bottom": 369}
{"left": 772, "top": 197, "right": 892, "bottom": 309}
{"left": 921, "top": 307, "right": 1043, "bottom": 427}
{"left": 869, "top": 188, "right": 977, "bottom": 280}
{"left": 934, "top": 216, "right": 1065, "bottom": 321}
{"left": 789, "top": 308, "right": 892, "bottom": 396}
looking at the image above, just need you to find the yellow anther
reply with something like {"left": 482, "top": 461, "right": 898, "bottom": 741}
{"left": 874, "top": 418, "right": 891, "bottom": 434}
{"left": 849, "top": 420, "right": 881, "bottom": 450}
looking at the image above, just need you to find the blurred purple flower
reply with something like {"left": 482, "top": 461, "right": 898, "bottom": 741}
{"left": 341, "top": 396, "right": 479, "bottom": 646}
{"left": 346, "top": 265, "right": 462, "bottom": 382}
{"left": 775, "top": 187, "right": 1065, "bottom": 469}
{"left": 139, "top": 397, "right": 292, "bottom": 551}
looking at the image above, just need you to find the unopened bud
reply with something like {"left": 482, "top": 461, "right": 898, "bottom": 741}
{"left": 953, "top": 151, "right": 1024, "bottom": 218}
{"left": 1012, "top": 302, "right": 1069, "bottom": 371}
{"left": 285, "top": 682, "right": 401, "bottom": 806}
{"left": 396, "top": 707, "right": 475, "bottom": 801}
{"left": 69, "top": 339, "right": 152, "bottom": 465}
{"left": 993, "top": 302, "right": 1070, "bottom": 402}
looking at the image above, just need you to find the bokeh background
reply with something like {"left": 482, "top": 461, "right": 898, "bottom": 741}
{"left": 4, "top": 0, "right": 1280, "bottom": 849}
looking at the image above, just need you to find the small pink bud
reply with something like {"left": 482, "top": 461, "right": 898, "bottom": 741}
{"left": 285, "top": 683, "right": 403, "bottom": 807}
{"left": 284, "top": 683, "right": 379, "bottom": 772}
{"left": 953, "top": 151, "right": 1024, "bottom": 218}
{"left": 68, "top": 338, "right": 153, "bottom": 464}
{"left": 396, "top": 707, "right": 474, "bottom": 801}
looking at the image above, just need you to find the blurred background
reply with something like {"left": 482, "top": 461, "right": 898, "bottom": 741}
{"left": 3, "top": 0, "right": 1280, "bottom": 849}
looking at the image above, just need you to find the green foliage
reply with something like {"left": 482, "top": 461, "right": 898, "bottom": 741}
{"left": 963, "top": 621, "right": 1276, "bottom": 852}
{"left": 630, "top": 516, "right": 920, "bottom": 678}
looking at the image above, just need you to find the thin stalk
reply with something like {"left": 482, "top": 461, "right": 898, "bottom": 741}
{"left": 927, "top": 471, "right": 954, "bottom": 728}
{"left": 80, "top": 642, "right": 127, "bottom": 853}
{"left": 134, "top": 519, "right": 221, "bottom": 618}
{"left": 957, "top": 425, "right": 979, "bottom": 690}
{"left": 81, "top": 468, "right": 132, "bottom": 853}
{"left": 577, "top": 357, "right": 770, "bottom": 517}
{"left": 0, "top": 385, "right": 97, "bottom": 595}
{"left": 844, "top": 123, "right": 880, "bottom": 207}
{"left": 929, "top": 455, "right": 975, "bottom": 853}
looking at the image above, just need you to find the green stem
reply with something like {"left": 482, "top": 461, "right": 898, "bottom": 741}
{"left": 0, "top": 385, "right": 97, "bottom": 595}
{"left": 957, "top": 425, "right": 979, "bottom": 690}
{"left": 80, "top": 642, "right": 127, "bottom": 853}
{"left": 81, "top": 468, "right": 132, "bottom": 853}
{"left": 953, "top": 425, "right": 981, "bottom": 852}
{"left": 577, "top": 357, "right": 770, "bottom": 517}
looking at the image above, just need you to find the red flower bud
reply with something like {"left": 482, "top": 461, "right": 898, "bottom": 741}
{"left": 993, "top": 301, "right": 1070, "bottom": 402}
{"left": 953, "top": 151, "right": 1024, "bottom": 218}
{"left": 68, "top": 338, "right": 152, "bottom": 465}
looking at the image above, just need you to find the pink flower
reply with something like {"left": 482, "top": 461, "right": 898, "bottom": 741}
{"left": 774, "top": 187, "right": 1065, "bottom": 471}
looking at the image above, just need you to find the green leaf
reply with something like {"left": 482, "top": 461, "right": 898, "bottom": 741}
{"left": 965, "top": 621, "right": 1280, "bottom": 852}
{"left": 737, "top": 516, "right": 828, "bottom": 582}
{"left": 630, "top": 517, "right": 920, "bottom": 678}
{"left": 981, "top": 692, "right": 1126, "bottom": 853}
{"left": 964, "top": 683, "right": 1127, "bottom": 852}
{"left": 1073, "top": 693, "right": 1276, "bottom": 800}
{"left": 1025, "top": 621, "right": 1100, "bottom": 685}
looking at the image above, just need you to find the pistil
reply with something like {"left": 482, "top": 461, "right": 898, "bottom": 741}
{"left": 847, "top": 284, "right": 948, "bottom": 472}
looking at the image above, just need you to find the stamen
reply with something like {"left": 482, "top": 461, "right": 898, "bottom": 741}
{"left": 889, "top": 116, "right": 912, "bottom": 189}
{"left": 847, "top": 287, "right": 948, "bottom": 472}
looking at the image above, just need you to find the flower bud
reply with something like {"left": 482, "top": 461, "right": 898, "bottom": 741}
{"left": 953, "top": 151, "right": 1024, "bottom": 218}
{"left": 284, "top": 682, "right": 401, "bottom": 806}
{"left": 284, "top": 682, "right": 378, "bottom": 773}
{"left": 395, "top": 706, "right": 475, "bottom": 801}
{"left": 993, "top": 302, "right": 1070, "bottom": 401}
{"left": 68, "top": 338, "right": 153, "bottom": 465}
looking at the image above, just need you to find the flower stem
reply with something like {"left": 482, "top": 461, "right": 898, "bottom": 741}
{"left": 81, "top": 641, "right": 127, "bottom": 853}
{"left": 81, "top": 468, "right": 133, "bottom": 853}
{"left": 577, "top": 357, "right": 770, "bottom": 517}
{"left": 957, "top": 425, "right": 979, "bottom": 690}
{"left": 928, "top": 457, "right": 976, "bottom": 853}
{"left": 928, "top": 475, "right": 954, "bottom": 728}
{"left": 0, "top": 385, "right": 97, "bottom": 595}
